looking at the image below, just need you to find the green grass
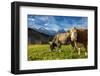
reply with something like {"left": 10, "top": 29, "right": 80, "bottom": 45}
{"left": 28, "top": 44, "right": 87, "bottom": 61}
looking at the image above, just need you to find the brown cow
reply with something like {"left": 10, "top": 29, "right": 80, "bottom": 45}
{"left": 70, "top": 27, "right": 88, "bottom": 56}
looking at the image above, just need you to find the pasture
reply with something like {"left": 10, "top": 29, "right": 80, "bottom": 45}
{"left": 28, "top": 44, "right": 87, "bottom": 61}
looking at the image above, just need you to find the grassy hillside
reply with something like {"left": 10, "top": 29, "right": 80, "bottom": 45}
{"left": 28, "top": 44, "right": 87, "bottom": 61}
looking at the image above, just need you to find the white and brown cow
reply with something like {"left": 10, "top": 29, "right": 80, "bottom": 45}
{"left": 49, "top": 30, "right": 71, "bottom": 52}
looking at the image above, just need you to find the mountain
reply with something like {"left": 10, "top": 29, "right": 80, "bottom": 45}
{"left": 28, "top": 28, "right": 53, "bottom": 44}
{"left": 38, "top": 27, "right": 53, "bottom": 36}
{"left": 58, "top": 29, "right": 66, "bottom": 33}
{"left": 28, "top": 25, "right": 66, "bottom": 36}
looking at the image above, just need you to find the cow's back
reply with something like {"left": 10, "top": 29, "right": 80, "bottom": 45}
{"left": 52, "top": 32, "right": 70, "bottom": 44}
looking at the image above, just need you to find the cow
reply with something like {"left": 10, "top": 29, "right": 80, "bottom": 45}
{"left": 49, "top": 30, "right": 71, "bottom": 52}
{"left": 70, "top": 27, "right": 88, "bottom": 56}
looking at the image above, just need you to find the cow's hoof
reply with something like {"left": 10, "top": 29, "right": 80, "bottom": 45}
{"left": 85, "top": 52, "right": 88, "bottom": 56}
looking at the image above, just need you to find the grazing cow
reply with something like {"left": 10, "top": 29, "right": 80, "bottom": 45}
{"left": 70, "top": 27, "right": 88, "bottom": 56}
{"left": 49, "top": 31, "right": 71, "bottom": 52}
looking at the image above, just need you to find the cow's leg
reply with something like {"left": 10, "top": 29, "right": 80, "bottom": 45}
{"left": 71, "top": 41, "right": 77, "bottom": 57}
{"left": 49, "top": 45, "right": 53, "bottom": 52}
{"left": 74, "top": 41, "right": 82, "bottom": 56}
{"left": 85, "top": 52, "right": 87, "bottom": 56}
{"left": 84, "top": 44, "right": 88, "bottom": 56}
{"left": 71, "top": 41, "right": 78, "bottom": 52}
{"left": 71, "top": 41, "right": 75, "bottom": 49}
{"left": 58, "top": 42, "right": 62, "bottom": 52}
{"left": 55, "top": 42, "right": 61, "bottom": 52}
{"left": 49, "top": 42, "right": 55, "bottom": 52}
{"left": 77, "top": 48, "right": 81, "bottom": 56}
{"left": 71, "top": 41, "right": 81, "bottom": 56}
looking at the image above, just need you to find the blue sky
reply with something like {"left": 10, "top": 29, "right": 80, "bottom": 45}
{"left": 28, "top": 15, "right": 88, "bottom": 32}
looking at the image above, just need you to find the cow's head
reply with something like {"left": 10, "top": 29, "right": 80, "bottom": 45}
{"left": 65, "top": 27, "right": 78, "bottom": 45}
{"left": 70, "top": 27, "right": 77, "bottom": 41}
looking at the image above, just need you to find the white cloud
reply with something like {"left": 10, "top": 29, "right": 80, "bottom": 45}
{"left": 44, "top": 23, "right": 48, "bottom": 26}
{"left": 31, "top": 19, "right": 35, "bottom": 21}
{"left": 35, "top": 16, "right": 49, "bottom": 22}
